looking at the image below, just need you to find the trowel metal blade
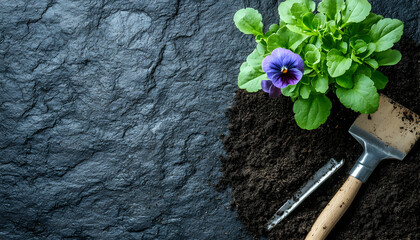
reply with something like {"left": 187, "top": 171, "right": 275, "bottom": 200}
{"left": 267, "top": 158, "right": 344, "bottom": 231}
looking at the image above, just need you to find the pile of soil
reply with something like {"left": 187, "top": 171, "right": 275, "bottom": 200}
{"left": 219, "top": 36, "right": 420, "bottom": 239}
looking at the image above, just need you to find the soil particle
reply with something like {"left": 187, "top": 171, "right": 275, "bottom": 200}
{"left": 403, "top": 110, "right": 415, "bottom": 122}
{"left": 219, "top": 36, "right": 420, "bottom": 239}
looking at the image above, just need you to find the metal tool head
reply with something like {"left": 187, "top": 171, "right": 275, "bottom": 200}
{"left": 348, "top": 124, "right": 406, "bottom": 183}
{"left": 352, "top": 94, "right": 420, "bottom": 155}
{"left": 349, "top": 94, "right": 420, "bottom": 183}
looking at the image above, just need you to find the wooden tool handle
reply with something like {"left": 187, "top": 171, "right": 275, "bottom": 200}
{"left": 305, "top": 176, "right": 363, "bottom": 240}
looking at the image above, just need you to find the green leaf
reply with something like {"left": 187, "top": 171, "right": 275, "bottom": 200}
{"left": 304, "top": 44, "right": 317, "bottom": 53}
{"left": 322, "top": 34, "right": 335, "bottom": 50}
{"left": 326, "top": 20, "right": 338, "bottom": 33}
{"left": 300, "top": 84, "right": 311, "bottom": 99}
{"left": 359, "top": 13, "right": 383, "bottom": 32}
{"left": 312, "top": 75, "right": 329, "bottom": 93}
{"left": 342, "top": 0, "right": 371, "bottom": 24}
{"left": 356, "top": 64, "right": 372, "bottom": 77}
{"left": 246, "top": 43, "right": 266, "bottom": 69}
{"left": 286, "top": 25, "right": 306, "bottom": 35}
{"left": 295, "top": 44, "right": 305, "bottom": 55}
{"left": 374, "top": 49, "right": 402, "bottom": 66}
{"left": 234, "top": 8, "right": 263, "bottom": 36}
{"left": 278, "top": 0, "right": 297, "bottom": 24}
{"left": 281, "top": 83, "right": 300, "bottom": 97}
{"left": 286, "top": 24, "right": 319, "bottom": 37}
{"left": 338, "top": 41, "right": 348, "bottom": 54}
{"left": 351, "top": 51, "right": 362, "bottom": 64}
{"left": 302, "top": 12, "right": 315, "bottom": 29}
{"left": 293, "top": 94, "right": 332, "bottom": 130}
{"left": 313, "top": 13, "right": 327, "bottom": 29}
{"left": 312, "top": 36, "right": 323, "bottom": 48}
{"left": 238, "top": 62, "right": 267, "bottom": 92}
{"left": 300, "top": 76, "right": 310, "bottom": 85}
{"left": 365, "top": 58, "right": 378, "bottom": 70}
{"left": 371, "top": 70, "right": 388, "bottom": 90}
{"left": 336, "top": 62, "right": 357, "bottom": 88}
{"left": 348, "top": 13, "right": 383, "bottom": 36}
{"left": 263, "top": 31, "right": 275, "bottom": 40}
{"left": 279, "top": 20, "right": 288, "bottom": 28}
{"left": 327, "top": 49, "right": 352, "bottom": 77}
{"left": 267, "top": 27, "right": 309, "bottom": 52}
{"left": 336, "top": 74, "right": 379, "bottom": 113}
{"left": 278, "top": 0, "right": 316, "bottom": 24}
{"left": 318, "top": 0, "right": 344, "bottom": 20}
{"left": 291, "top": 3, "right": 312, "bottom": 22}
{"left": 369, "top": 18, "right": 403, "bottom": 52}
{"left": 336, "top": 75, "right": 353, "bottom": 88}
{"left": 351, "top": 39, "right": 367, "bottom": 54}
{"left": 359, "top": 42, "right": 376, "bottom": 59}
{"left": 305, "top": 50, "right": 321, "bottom": 65}
{"left": 304, "top": 69, "right": 313, "bottom": 76}
{"left": 269, "top": 24, "right": 280, "bottom": 32}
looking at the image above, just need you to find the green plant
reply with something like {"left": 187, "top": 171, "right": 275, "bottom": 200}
{"left": 234, "top": 0, "right": 403, "bottom": 130}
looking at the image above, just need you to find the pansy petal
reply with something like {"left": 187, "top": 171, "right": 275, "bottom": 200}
{"left": 287, "top": 53, "right": 305, "bottom": 73}
{"left": 272, "top": 48, "right": 305, "bottom": 74}
{"left": 269, "top": 85, "right": 282, "bottom": 98}
{"left": 261, "top": 80, "right": 273, "bottom": 93}
{"left": 262, "top": 47, "right": 305, "bottom": 87}
{"left": 266, "top": 70, "right": 283, "bottom": 84}
{"left": 285, "top": 68, "right": 303, "bottom": 85}
{"left": 263, "top": 61, "right": 283, "bottom": 83}
{"left": 272, "top": 48, "right": 294, "bottom": 65}
{"left": 272, "top": 76, "right": 289, "bottom": 88}
{"left": 272, "top": 76, "right": 285, "bottom": 88}
{"left": 262, "top": 55, "right": 276, "bottom": 73}
{"left": 272, "top": 69, "right": 303, "bottom": 88}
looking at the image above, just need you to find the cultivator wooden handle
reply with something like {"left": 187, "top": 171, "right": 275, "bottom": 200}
{"left": 305, "top": 176, "right": 362, "bottom": 240}
{"left": 306, "top": 95, "right": 419, "bottom": 240}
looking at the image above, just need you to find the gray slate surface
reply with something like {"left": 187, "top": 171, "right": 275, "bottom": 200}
{"left": 0, "top": 0, "right": 418, "bottom": 239}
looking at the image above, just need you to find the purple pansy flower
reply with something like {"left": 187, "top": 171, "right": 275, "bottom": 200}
{"left": 261, "top": 48, "right": 304, "bottom": 98}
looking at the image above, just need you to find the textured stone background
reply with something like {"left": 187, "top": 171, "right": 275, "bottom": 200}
{"left": 0, "top": 0, "right": 418, "bottom": 239}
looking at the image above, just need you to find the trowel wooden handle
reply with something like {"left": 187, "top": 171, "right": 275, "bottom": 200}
{"left": 305, "top": 176, "right": 362, "bottom": 240}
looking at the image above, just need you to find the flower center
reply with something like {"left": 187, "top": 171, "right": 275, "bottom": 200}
{"left": 281, "top": 67, "right": 288, "bottom": 74}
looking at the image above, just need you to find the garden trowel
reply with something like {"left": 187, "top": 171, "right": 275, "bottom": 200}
{"left": 305, "top": 94, "right": 420, "bottom": 240}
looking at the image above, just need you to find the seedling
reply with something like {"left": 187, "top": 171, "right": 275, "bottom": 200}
{"left": 234, "top": 0, "right": 403, "bottom": 130}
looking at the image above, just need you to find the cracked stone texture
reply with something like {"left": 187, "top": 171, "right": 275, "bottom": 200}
{"left": 0, "top": 0, "right": 418, "bottom": 239}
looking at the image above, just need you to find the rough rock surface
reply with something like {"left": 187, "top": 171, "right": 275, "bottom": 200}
{"left": 0, "top": 0, "right": 258, "bottom": 239}
{"left": 1, "top": 0, "right": 418, "bottom": 239}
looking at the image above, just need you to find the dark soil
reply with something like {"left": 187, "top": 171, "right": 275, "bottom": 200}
{"left": 219, "top": 36, "right": 420, "bottom": 240}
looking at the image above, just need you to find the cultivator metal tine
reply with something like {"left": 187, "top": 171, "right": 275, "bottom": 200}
{"left": 267, "top": 158, "right": 344, "bottom": 231}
